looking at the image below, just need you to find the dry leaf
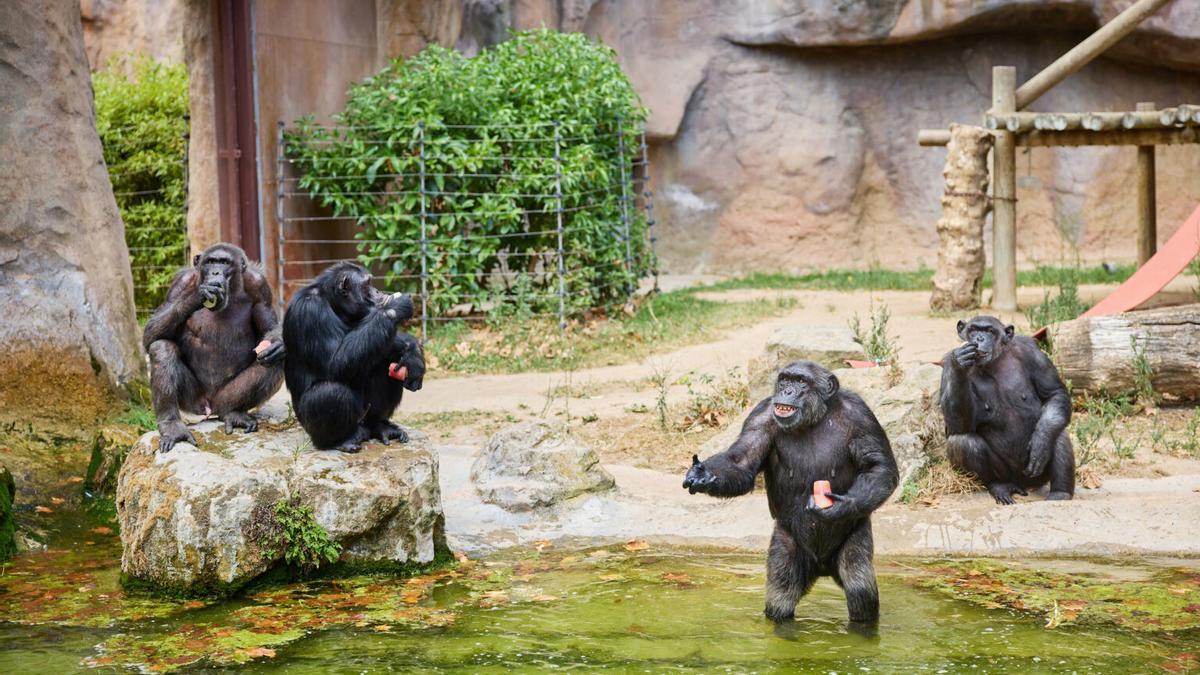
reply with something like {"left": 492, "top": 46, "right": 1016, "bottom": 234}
{"left": 35, "top": 506, "right": 53, "bottom": 514}
{"left": 400, "top": 590, "right": 424, "bottom": 604}
{"left": 374, "top": 624, "right": 393, "bottom": 632}
{"left": 91, "top": 526, "right": 114, "bottom": 535}
{"left": 183, "top": 600, "right": 206, "bottom": 609}
{"left": 241, "top": 647, "right": 276, "bottom": 658}
{"left": 533, "top": 540, "right": 553, "bottom": 552}
{"left": 453, "top": 550, "right": 469, "bottom": 562}
{"left": 50, "top": 497, "right": 65, "bottom": 505}
{"left": 623, "top": 540, "right": 649, "bottom": 552}
{"left": 661, "top": 572, "right": 692, "bottom": 584}
{"left": 66, "top": 476, "right": 84, "bottom": 483}
{"left": 531, "top": 594, "right": 558, "bottom": 602}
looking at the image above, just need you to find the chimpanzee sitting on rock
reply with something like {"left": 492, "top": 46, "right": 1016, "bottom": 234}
{"left": 143, "top": 243, "right": 285, "bottom": 452}
{"left": 282, "top": 262, "right": 425, "bottom": 452}
{"left": 683, "top": 361, "right": 898, "bottom": 624}
{"left": 939, "top": 315, "right": 1074, "bottom": 504}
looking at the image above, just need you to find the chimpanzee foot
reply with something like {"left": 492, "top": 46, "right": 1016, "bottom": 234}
{"left": 223, "top": 411, "right": 258, "bottom": 434}
{"left": 764, "top": 605, "right": 796, "bottom": 623}
{"left": 1046, "top": 491, "right": 1072, "bottom": 501}
{"left": 157, "top": 421, "right": 196, "bottom": 453}
{"left": 988, "top": 483, "right": 1028, "bottom": 505}
{"left": 330, "top": 426, "right": 370, "bottom": 454}
{"left": 370, "top": 421, "right": 408, "bottom": 445}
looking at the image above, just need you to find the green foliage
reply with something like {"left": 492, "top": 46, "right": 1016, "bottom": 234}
{"left": 1026, "top": 270, "right": 1088, "bottom": 329}
{"left": 849, "top": 302, "right": 899, "bottom": 364}
{"left": 1072, "top": 392, "right": 1136, "bottom": 468}
{"left": 1130, "top": 334, "right": 1156, "bottom": 407}
{"left": 267, "top": 498, "right": 342, "bottom": 575}
{"left": 0, "top": 468, "right": 15, "bottom": 562}
{"left": 1189, "top": 258, "right": 1200, "bottom": 302}
{"left": 93, "top": 57, "right": 190, "bottom": 316}
{"left": 286, "top": 29, "right": 650, "bottom": 316}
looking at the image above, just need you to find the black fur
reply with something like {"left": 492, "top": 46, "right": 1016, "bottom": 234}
{"left": 143, "top": 243, "right": 285, "bottom": 452}
{"left": 939, "top": 315, "right": 1075, "bottom": 504}
{"left": 683, "top": 361, "right": 898, "bottom": 623}
{"left": 282, "top": 262, "right": 423, "bottom": 452}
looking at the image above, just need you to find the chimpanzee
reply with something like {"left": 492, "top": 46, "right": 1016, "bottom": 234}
{"left": 939, "top": 315, "right": 1074, "bottom": 504}
{"left": 143, "top": 243, "right": 286, "bottom": 452}
{"left": 683, "top": 361, "right": 898, "bottom": 623}
{"left": 282, "top": 262, "right": 425, "bottom": 452}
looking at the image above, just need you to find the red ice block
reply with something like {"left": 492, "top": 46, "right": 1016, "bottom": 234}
{"left": 813, "top": 480, "right": 833, "bottom": 508}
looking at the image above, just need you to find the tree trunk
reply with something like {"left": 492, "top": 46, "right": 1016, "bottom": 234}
{"left": 930, "top": 124, "right": 992, "bottom": 312}
{"left": 1052, "top": 304, "right": 1200, "bottom": 400}
{"left": 0, "top": 1, "right": 145, "bottom": 425}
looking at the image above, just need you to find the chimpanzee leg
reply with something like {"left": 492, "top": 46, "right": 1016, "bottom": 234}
{"left": 832, "top": 521, "right": 880, "bottom": 623}
{"left": 947, "top": 433, "right": 1026, "bottom": 505}
{"left": 764, "top": 523, "right": 817, "bottom": 622}
{"left": 148, "top": 339, "right": 204, "bottom": 452}
{"left": 298, "top": 381, "right": 368, "bottom": 451}
{"left": 209, "top": 363, "right": 285, "bottom": 433}
{"left": 362, "top": 371, "right": 406, "bottom": 444}
{"left": 1046, "top": 433, "right": 1075, "bottom": 500}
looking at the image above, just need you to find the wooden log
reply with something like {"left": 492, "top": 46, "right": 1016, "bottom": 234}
{"left": 1136, "top": 101, "right": 1157, "bottom": 266}
{"left": 918, "top": 129, "right": 952, "bottom": 146}
{"left": 991, "top": 66, "right": 1018, "bottom": 312}
{"left": 1051, "top": 304, "right": 1200, "bottom": 400}
{"left": 1083, "top": 112, "right": 1125, "bottom": 131}
{"left": 1018, "top": 127, "right": 1200, "bottom": 147}
{"left": 931, "top": 125, "right": 993, "bottom": 312}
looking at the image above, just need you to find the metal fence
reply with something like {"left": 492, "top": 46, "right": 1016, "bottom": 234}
{"left": 276, "top": 119, "right": 656, "bottom": 340}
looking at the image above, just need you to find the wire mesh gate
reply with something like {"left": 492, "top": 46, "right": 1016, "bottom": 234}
{"left": 275, "top": 119, "right": 656, "bottom": 340}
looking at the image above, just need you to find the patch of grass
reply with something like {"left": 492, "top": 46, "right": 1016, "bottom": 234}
{"left": 1189, "top": 258, "right": 1200, "bottom": 302}
{"left": 425, "top": 290, "right": 797, "bottom": 375}
{"left": 677, "top": 368, "right": 749, "bottom": 432}
{"left": 113, "top": 402, "right": 156, "bottom": 432}
{"left": 266, "top": 498, "right": 341, "bottom": 576}
{"left": 1026, "top": 271, "right": 1089, "bottom": 329}
{"left": 1130, "top": 334, "right": 1156, "bottom": 407}
{"left": 704, "top": 268, "right": 935, "bottom": 292}
{"left": 902, "top": 458, "right": 979, "bottom": 505}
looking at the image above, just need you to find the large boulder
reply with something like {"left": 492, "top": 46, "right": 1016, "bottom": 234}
{"left": 749, "top": 325, "right": 866, "bottom": 399}
{"left": 0, "top": 1, "right": 145, "bottom": 426}
{"left": 471, "top": 421, "right": 615, "bottom": 511}
{"left": 117, "top": 423, "right": 447, "bottom": 595}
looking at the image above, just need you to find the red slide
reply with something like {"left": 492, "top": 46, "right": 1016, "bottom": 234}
{"left": 1032, "top": 204, "right": 1200, "bottom": 339}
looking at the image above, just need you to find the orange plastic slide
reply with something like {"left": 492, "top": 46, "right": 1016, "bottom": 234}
{"left": 1032, "top": 204, "right": 1200, "bottom": 339}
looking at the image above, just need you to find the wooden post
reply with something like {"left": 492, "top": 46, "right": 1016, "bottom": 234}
{"left": 1136, "top": 101, "right": 1157, "bottom": 266}
{"left": 992, "top": 66, "right": 1018, "bottom": 312}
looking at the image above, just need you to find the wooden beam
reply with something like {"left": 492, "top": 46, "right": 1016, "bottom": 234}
{"left": 1017, "top": 126, "right": 1200, "bottom": 147}
{"left": 918, "top": 129, "right": 952, "bottom": 146}
{"left": 1137, "top": 101, "right": 1157, "bottom": 266}
{"left": 992, "top": 66, "right": 1018, "bottom": 312}
{"left": 1014, "top": 0, "right": 1173, "bottom": 110}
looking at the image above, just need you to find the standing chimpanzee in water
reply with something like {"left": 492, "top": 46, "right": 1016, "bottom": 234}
{"left": 282, "top": 262, "right": 425, "bottom": 452}
{"left": 939, "top": 315, "right": 1074, "bottom": 504}
{"left": 683, "top": 361, "right": 898, "bottom": 624}
{"left": 143, "top": 243, "right": 286, "bottom": 452}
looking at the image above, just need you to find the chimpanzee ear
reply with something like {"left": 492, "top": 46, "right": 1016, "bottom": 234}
{"left": 956, "top": 320, "right": 967, "bottom": 339}
{"left": 1004, "top": 324, "right": 1015, "bottom": 342}
{"left": 193, "top": 254, "right": 201, "bottom": 267}
{"left": 821, "top": 372, "right": 840, "bottom": 400}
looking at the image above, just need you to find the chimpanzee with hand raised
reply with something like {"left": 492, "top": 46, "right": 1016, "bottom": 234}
{"left": 939, "top": 315, "right": 1074, "bottom": 505}
{"left": 143, "top": 243, "right": 286, "bottom": 452}
{"left": 282, "top": 262, "right": 424, "bottom": 452}
{"left": 683, "top": 361, "right": 898, "bottom": 624}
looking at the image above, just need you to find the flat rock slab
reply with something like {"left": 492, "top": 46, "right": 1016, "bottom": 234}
{"left": 117, "top": 423, "right": 446, "bottom": 595}
{"left": 471, "top": 421, "right": 614, "bottom": 511}
{"left": 749, "top": 324, "right": 865, "bottom": 398}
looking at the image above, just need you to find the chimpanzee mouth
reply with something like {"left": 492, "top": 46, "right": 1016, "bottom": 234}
{"left": 774, "top": 403, "right": 797, "bottom": 417}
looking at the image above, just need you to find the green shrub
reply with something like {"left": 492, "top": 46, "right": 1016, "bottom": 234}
{"left": 285, "top": 29, "right": 650, "bottom": 316}
{"left": 266, "top": 498, "right": 342, "bottom": 575}
{"left": 94, "top": 58, "right": 190, "bottom": 316}
{"left": 1026, "top": 271, "right": 1088, "bottom": 329}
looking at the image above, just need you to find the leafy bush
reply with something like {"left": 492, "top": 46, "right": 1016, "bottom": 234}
{"left": 266, "top": 498, "right": 342, "bottom": 575}
{"left": 285, "top": 29, "right": 650, "bottom": 316}
{"left": 94, "top": 58, "right": 190, "bottom": 316}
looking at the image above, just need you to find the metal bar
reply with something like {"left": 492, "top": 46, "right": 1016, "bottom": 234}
{"left": 418, "top": 121, "right": 429, "bottom": 343}
{"left": 275, "top": 120, "right": 286, "bottom": 314}
{"left": 554, "top": 121, "right": 566, "bottom": 330}
{"left": 1136, "top": 101, "right": 1157, "bottom": 266}
{"left": 640, "top": 129, "right": 658, "bottom": 292}
{"left": 181, "top": 113, "right": 191, "bottom": 265}
{"left": 992, "top": 66, "right": 1018, "bottom": 312}
{"left": 1013, "top": 0, "right": 1172, "bottom": 110}
{"left": 615, "top": 115, "right": 633, "bottom": 301}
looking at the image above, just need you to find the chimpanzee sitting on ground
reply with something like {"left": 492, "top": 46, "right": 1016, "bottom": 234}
{"left": 683, "top": 361, "right": 898, "bottom": 623}
{"left": 939, "top": 315, "right": 1074, "bottom": 504}
{"left": 282, "top": 262, "right": 425, "bottom": 452}
{"left": 143, "top": 243, "right": 286, "bottom": 452}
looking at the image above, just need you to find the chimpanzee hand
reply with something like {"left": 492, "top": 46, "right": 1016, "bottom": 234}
{"left": 952, "top": 343, "right": 979, "bottom": 369}
{"left": 198, "top": 281, "right": 225, "bottom": 311}
{"left": 255, "top": 338, "right": 286, "bottom": 366}
{"left": 1024, "top": 436, "right": 1051, "bottom": 477}
{"left": 380, "top": 292, "right": 414, "bottom": 323}
{"left": 682, "top": 455, "right": 718, "bottom": 494}
{"left": 806, "top": 491, "right": 859, "bottom": 522}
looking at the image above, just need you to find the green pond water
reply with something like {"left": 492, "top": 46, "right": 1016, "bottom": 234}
{"left": 1, "top": 513, "right": 1198, "bottom": 673}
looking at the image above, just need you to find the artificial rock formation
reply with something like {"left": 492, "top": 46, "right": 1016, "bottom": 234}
{"left": 748, "top": 325, "right": 867, "bottom": 400}
{"left": 930, "top": 125, "right": 993, "bottom": 312}
{"left": 471, "top": 421, "right": 615, "bottom": 511}
{"left": 117, "top": 424, "right": 447, "bottom": 594}
{"left": 0, "top": 1, "right": 145, "bottom": 425}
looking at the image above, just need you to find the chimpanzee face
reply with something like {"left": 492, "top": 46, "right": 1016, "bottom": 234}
{"left": 956, "top": 315, "right": 1015, "bottom": 366}
{"left": 328, "top": 262, "right": 387, "bottom": 323}
{"left": 193, "top": 245, "right": 244, "bottom": 312}
{"left": 773, "top": 361, "right": 839, "bottom": 430}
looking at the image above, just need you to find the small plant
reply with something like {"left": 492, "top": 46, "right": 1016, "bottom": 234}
{"left": 1026, "top": 271, "right": 1087, "bottom": 329}
{"left": 648, "top": 362, "right": 672, "bottom": 431}
{"left": 898, "top": 479, "right": 919, "bottom": 505}
{"left": 677, "top": 368, "right": 749, "bottom": 432}
{"left": 849, "top": 302, "right": 899, "bottom": 364}
{"left": 266, "top": 498, "right": 342, "bottom": 575}
{"left": 1188, "top": 258, "right": 1200, "bottom": 302}
{"left": 1129, "top": 334, "right": 1156, "bottom": 407}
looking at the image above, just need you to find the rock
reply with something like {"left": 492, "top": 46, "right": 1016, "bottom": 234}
{"left": 0, "top": 1, "right": 146, "bottom": 426}
{"left": 0, "top": 468, "right": 15, "bottom": 562}
{"left": 116, "top": 423, "right": 447, "bottom": 595}
{"left": 832, "top": 363, "right": 946, "bottom": 488}
{"left": 471, "top": 421, "right": 614, "bottom": 511}
{"left": 748, "top": 325, "right": 866, "bottom": 399}
{"left": 80, "top": 0, "right": 185, "bottom": 69}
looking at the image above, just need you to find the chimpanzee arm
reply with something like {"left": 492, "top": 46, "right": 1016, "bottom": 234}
{"left": 244, "top": 268, "right": 279, "bottom": 339}
{"left": 143, "top": 268, "right": 203, "bottom": 349}
{"left": 283, "top": 290, "right": 396, "bottom": 383}
{"left": 844, "top": 422, "right": 900, "bottom": 515}
{"left": 1024, "top": 343, "right": 1072, "bottom": 475}
{"left": 688, "top": 399, "right": 774, "bottom": 497}
{"left": 939, "top": 353, "right": 976, "bottom": 435}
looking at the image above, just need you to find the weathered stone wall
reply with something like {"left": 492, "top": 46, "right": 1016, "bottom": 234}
{"left": 0, "top": 1, "right": 146, "bottom": 425}
{"left": 80, "top": 0, "right": 185, "bottom": 70}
